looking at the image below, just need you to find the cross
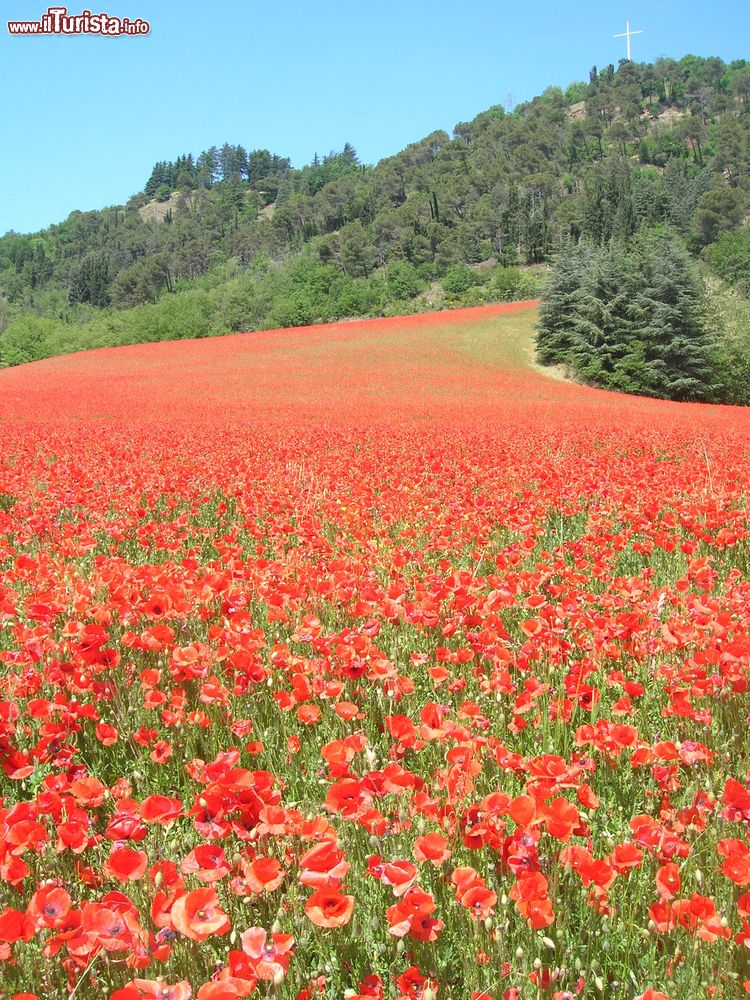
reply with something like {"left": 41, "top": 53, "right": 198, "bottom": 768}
{"left": 614, "top": 20, "right": 643, "bottom": 61}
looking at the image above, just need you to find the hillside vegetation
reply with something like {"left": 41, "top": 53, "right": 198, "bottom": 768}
{"left": 1, "top": 53, "right": 749, "bottom": 388}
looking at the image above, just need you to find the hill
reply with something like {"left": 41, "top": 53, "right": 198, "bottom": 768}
{"left": 0, "top": 53, "right": 749, "bottom": 370}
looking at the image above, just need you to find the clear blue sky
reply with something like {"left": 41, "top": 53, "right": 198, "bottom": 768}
{"left": 1, "top": 0, "right": 749, "bottom": 235}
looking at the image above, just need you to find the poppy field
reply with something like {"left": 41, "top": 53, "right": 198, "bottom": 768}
{"left": 0, "top": 301, "right": 749, "bottom": 1000}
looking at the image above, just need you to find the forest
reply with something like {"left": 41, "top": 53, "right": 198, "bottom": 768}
{"left": 1, "top": 53, "right": 749, "bottom": 397}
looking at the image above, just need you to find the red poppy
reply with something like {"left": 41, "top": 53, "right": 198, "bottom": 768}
{"left": 181, "top": 845, "right": 231, "bottom": 883}
{"left": 367, "top": 856, "right": 417, "bottom": 897}
{"left": 80, "top": 902, "right": 136, "bottom": 951}
{"left": 304, "top": 888, "right": 354, "bottom": 928}
{"left": 718, "top": 839, "right": 750, "bottom": 886}
{"left": 413, "top": 832, "right": 451, "bottom": 866}
{"left": 171, "top": 888, "right": 231, "bottom": 941}
{"left": 510, "top": 873, "right": 554, "bottom": 929}
{"left": 140, "top": 795, "right": 183, "bottom": 826}
{"left": 28, "top": 885, "right": 72, "bottom": 929}
{"left": 241, "top": 926, "right": 294, "bottom": 981}
{"left": 300, "top": 841, "right": 350, "bottom": 887}
{"left": 196, "top": 980, "right": 256, "bottom": 999}
{"left": 655, "top": 863, "right": 681, "bottom": 900}
{"left": 118, "top": 982, "right": 192, "bottom": 1000}
{"left": 0, "top": 907, "right": 34, "bottom": 943}
{"left": 104, "top": 846, "right": 148, "bottom": 883}
{"left": 237, "top": 856, "right": 285, "bottom": 894}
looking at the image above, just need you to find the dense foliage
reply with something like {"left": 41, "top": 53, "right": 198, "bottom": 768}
{"left": 704, "top": 225, "right": 750, "bottom": 294}
{"left": 536, "top": 232, "right": 718, "bottom": 400}
{"left": 1, "top": 53, "right": 749, "bottom": 367}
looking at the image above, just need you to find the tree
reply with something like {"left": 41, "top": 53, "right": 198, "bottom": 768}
{"left": 339, "top": 221, "right": 377, "bottom": 278}
{"left": 196, "top": 147, "right": 219, "bottom": 189}
{"left": 110, "top": 255, "right": 172, "bottom": 309}
{"left": 69, "top": 252, "right": 109, "bottom": 306}
{"left": 632, "top": 230, "right": 717, "bottom": 400}
{"left": 693, "top": 187, "right": 744, "bottom": 246}
{"left": 386, "top": 260, "right": 422, "bottom": 300}
{"left": 536, "top": 232, "right": 717, "bottom": 401}
{"left": 536, "top": 242, "right": 587, "bottom": 364}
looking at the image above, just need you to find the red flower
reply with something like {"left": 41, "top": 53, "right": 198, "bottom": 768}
{"left": 27, "top": 885, "right": 72, "bottom": 929}
{"left": 181, "top": 844, "right": 231, "bottom": 883}
{"left": 241, "top": 926, "right": 295, "bottom": 981}
{"left": 413, "top": 832, "right": 451, "bottom": 866}
{"left": 104, "top": 846, "right": 148, "bottom": 883}
{"left": 171, "top": 888, "right": 230, "bottom": 941}
{"left": 304, "top": 888, "right": 354, "bottom": 928}
{"left": 655, "top": 863, "right": 681, "bottom": 900}
{"left": 0, "top": 907, "right": 34, "bottom": 943}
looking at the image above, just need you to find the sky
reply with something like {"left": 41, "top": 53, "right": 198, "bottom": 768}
{"left": 1, "top": 0, "right": 749, "bottom": 235}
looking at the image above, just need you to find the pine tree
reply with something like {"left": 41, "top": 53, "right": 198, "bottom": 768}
{"left": 633, "top": 231, "right": 717, "bottom": 400}
{"left": 536, "top": 241, "right": 585, "bottom": 364}
{"left": 536, "top": 231, "right": 717, "bottom": 401}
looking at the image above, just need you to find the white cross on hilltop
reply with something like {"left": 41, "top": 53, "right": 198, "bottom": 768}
{"left": 614, "top": 19, "right": 644, "bottom": 61}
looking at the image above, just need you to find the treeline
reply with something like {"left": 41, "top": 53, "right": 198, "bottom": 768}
{"left": 144, "top": 145, "right": 294, "bottom": 200}
{"left": 1, "top": 53, "right": 749, "bottom": 368}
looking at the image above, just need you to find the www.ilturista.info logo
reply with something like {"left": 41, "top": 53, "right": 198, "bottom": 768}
{"left": 8, "top": 6, "right": 150, "bottom": 35}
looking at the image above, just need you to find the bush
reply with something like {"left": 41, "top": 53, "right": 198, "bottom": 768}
{"left": 442, "top": 266, "right": 474, "bottom": 296}
{"left": 704, "top": 226, "right": 750, "bottom": 294}
{"left": 492, "top": 266, "right": 539, "bottom": 301}
{"left": 386, "top": 261, "right": 423, "bottom": 300}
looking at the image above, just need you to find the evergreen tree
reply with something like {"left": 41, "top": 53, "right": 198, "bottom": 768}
{"left": 536, "top": 231, "right": 717, "bottom": 401}
{"left": 68, "top": 252, "right": 110, "bottom": 307}
{"left": 633, "top": 231, "right": 717, "bottom": 399}
{"left": 536, "top": 241, "right": 586, "bottom": 364}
